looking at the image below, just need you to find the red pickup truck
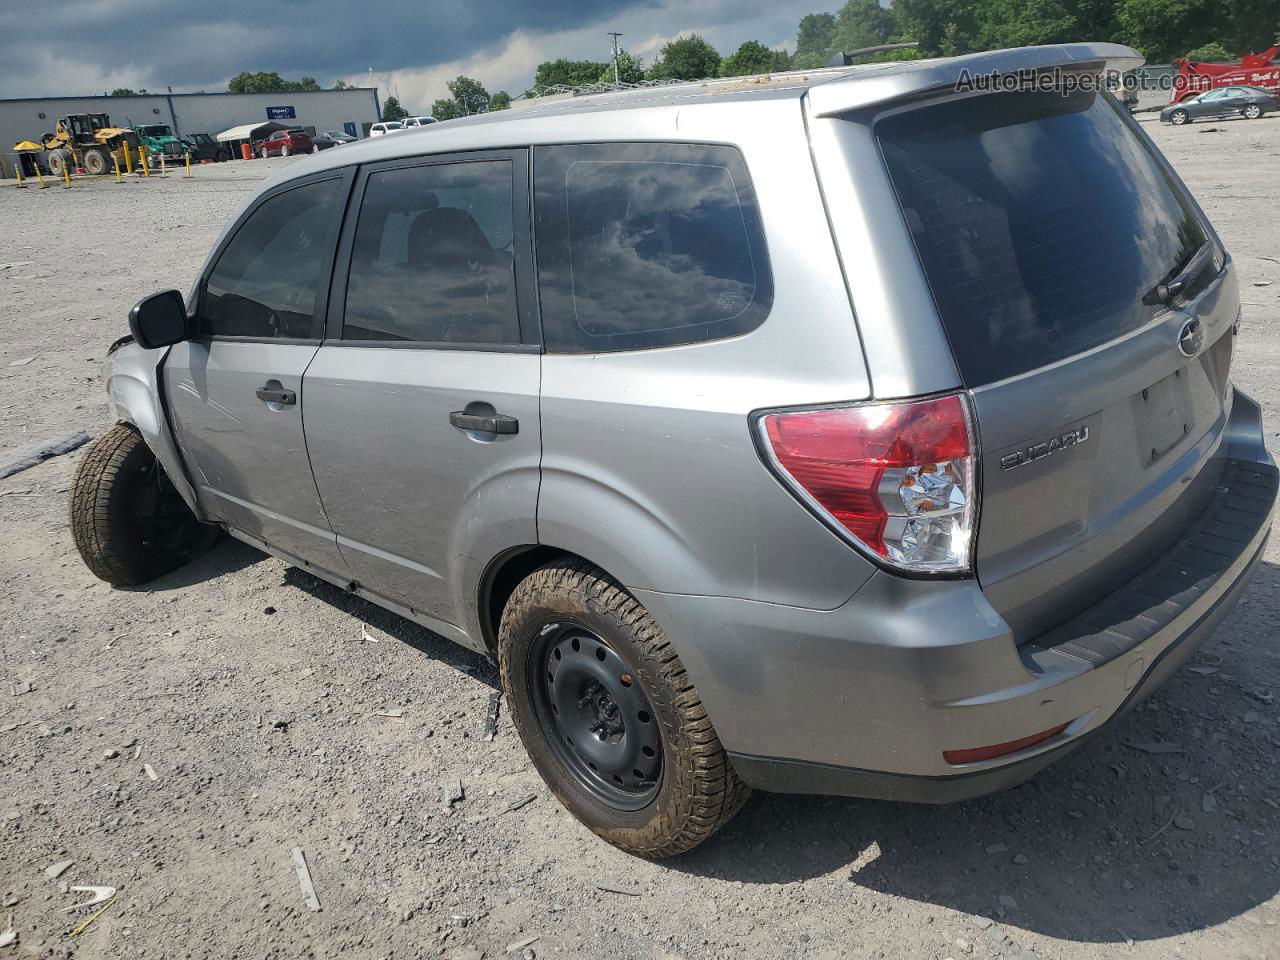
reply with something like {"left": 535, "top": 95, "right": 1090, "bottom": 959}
{"left": 254, "top": 128, "right": 313, "bottom": 158}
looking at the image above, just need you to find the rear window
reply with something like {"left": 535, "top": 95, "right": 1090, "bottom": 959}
{"left": 878, "top": 90, "right": 1209, "bottom": 386}
{"left": 534, "top": 142, "right": 772, "bottom": 353}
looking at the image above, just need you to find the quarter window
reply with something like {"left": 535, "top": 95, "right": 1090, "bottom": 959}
{"left": 534, "top": 142, "right": 772, "bottom": 353}
{"left": 342, "top": 160, "right": 518, "bottom": 344}
{"left": 199, "top": 177, "right": 344, "bottom": 338}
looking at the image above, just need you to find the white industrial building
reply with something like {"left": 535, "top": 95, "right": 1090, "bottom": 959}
{"left": 1, "top": 88, "right": 381, "bottom": 173}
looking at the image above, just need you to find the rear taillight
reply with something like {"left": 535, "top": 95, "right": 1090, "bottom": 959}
{"left": 758, "top": 394, "right": 977, "bottom": 574}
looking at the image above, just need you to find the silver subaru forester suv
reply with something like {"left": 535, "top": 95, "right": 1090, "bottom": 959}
{"left": 73, "top": 43, "right": 1276, "bottom": 858}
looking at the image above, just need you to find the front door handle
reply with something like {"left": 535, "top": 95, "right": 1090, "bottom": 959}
{"left": 449, "top": 411, "right": 518, "bottom": 434}
{"left": 256, "top": 384, "right": 296, "bottom": 405}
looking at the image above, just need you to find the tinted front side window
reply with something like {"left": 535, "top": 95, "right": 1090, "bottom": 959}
{"left": 343, "top": 160, "right": 518, "bottom": 344}
{"left": 878, "top": 91, "right": 1209, "bottom": 386}
{"left": 534, "top": 142, "right": 772, "bottom": 353}
{"left": 199, "top": 177, "right": 344, "bottom": 338}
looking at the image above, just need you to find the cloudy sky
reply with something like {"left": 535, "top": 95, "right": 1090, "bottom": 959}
{"left": 0, "top": 0, "right": 832, "bottom": 107}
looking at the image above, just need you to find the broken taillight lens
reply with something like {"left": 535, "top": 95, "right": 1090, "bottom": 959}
{"left": 758, "top": 394, "right": 977, "bottom": 574}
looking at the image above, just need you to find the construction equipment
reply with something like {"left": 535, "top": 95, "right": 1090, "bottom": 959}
{"left": 18, "top": 113, "right": 139, "bottom": 177}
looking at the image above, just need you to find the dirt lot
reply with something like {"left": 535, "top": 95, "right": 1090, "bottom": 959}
{"left": 2, "top": 116, "right": 1279, "bottom": 960}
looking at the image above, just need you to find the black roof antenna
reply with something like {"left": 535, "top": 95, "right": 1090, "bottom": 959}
{"left": 827, "top": 42, "right": 919, "bottom": 67}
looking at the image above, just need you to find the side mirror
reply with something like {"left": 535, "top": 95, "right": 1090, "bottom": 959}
{"left": 128, "top": 289, "right": 189, "bottom": 349}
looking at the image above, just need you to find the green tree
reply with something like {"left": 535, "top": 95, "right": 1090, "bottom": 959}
{"left": 381, "top": 95, "right": 409, "bottom": 121}
{"left": 721, "top": 40, "right": 780, "bottom": 77}
{"left": 228, "top": 71, "right": 324, "bottom": 94}
{"left": 974, "top": 0, "right": 1078, "bottom": 49}
{"left": 488, "top": 90, "right": 512, "bottom": 111}
{"left": 229, "top": 71, "right": 286, "bottom": 93}
{"left": 1182, "top": 40, "right": 1234, "bottom": 60}
{"left": 831, "top": 0, "right": 898, "bottom": 52}
{"left": 797, "top": 12, "right": 837, "bottom": 56}
{"left": 109, "top": 87, "right": 138, "bottom": 96}
{"left": 332, "top": 79, "right": 350, "bottom": 90}
{"left": 1116, "top": 0, "right": 1218, "bottom": 62}
{"left": 649, "top": 34, "right": 722, "bottom": 80}
{"left": 431, "top": 75, "right": 491, "bottom": 119}
{"left": 893, "top": 0, "right": 982, "bottom": 55}
{"left": 535, "top": 58, "right": 610, "bottom": 90}
{"left": 597, "top": 50, "right": 646, "bottom": 85}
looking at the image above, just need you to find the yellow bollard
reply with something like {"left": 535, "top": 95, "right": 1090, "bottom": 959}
{"left": 35, "top": 163, "right": 48, "bottom": 189}
{"left": 112, "top": 153, "right": 122, "bottom": 184}
{"left": 15, "top": 164, "right": 26, "bottom": 189}
{"left": 123, "top": 142, "right": 133, "bottom": 174}
{"left": 184, "top": 151, "right": 192, "bottom": 178}
{"left": 139, "top": 150, "right": 150, "bottom": 178}
{"left": 63, "top": 161, "right": 72, "bottom": 188}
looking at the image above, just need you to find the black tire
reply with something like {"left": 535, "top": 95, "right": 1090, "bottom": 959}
{"left": 260, "top": 147, "right": 269, "bottom": 159}
{"left": 70, "top": 424, "right": 218, "bottom": 587}
{"left": 281, "top": 145, "right": 291, "bottom": 158}
{"left": 1243, "top": 104, "right": 1262, "bottom": 120}
{"left": 499, "top": 558, "right": 750, "bottom": 858}
{"left": 47, "top": 148, "right": 70, "bottom": 177}
{"left": 1170, "top": 109, "right": 1189, "bottom": 125}
{"left": 216, "top": 149, "right": 229, "bottom": 162}
{"left": 83, "top": 148, "right": 109, "bottom": 176}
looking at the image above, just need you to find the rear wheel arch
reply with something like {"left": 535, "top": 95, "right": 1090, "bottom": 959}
{"left": 479, "top": 545, "right": 584, "bottom": 656}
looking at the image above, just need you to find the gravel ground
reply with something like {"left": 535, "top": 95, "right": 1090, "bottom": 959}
{"left": 1, "top": 118, "right": 1279, "bottom": 960}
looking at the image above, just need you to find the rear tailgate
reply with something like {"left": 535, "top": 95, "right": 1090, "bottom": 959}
{"left": 877, "top": 88, "right": 1238, "bottom": 639}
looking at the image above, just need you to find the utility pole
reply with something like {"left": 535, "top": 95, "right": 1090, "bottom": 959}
{"left": 608, "top": 32, "right": 624, "bottom": 85}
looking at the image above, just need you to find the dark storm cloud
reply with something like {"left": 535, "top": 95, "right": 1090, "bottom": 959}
{"left": 0, "top": 0, "right": 653, "bottom": 95}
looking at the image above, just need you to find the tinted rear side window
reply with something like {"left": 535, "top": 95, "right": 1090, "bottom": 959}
{"left": 878, "top": 91, "right": 1208, "bottom": 386}
{"left": 342, "top": 159, "right": 518, "bottom": 344}
{"left": 534, "top": 142, "right": 772, "bottom": 353}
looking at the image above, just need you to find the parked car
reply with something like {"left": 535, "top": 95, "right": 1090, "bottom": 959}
{"left": 1160, "top": 85, "right": 1280, "bottom": 123}
{"left": 182, "top": 132, "right": 230, "bottom": 162}
{"left": 78, "top": 42, "right": 1275, "bottom": 859}
{"left": 322, "top": 130, "right": 358, "bottom": 144}
{"left": 401, "top": 116, "right": 437, "bottom": 128}
{"left": 309, "top": 132, "right": 339, "bottom": 151}
{"left": 369, "top": 121, "right": 402, "bottom": 136}
{"left": 253, "top": 128, "right": 312, "bottom": 158}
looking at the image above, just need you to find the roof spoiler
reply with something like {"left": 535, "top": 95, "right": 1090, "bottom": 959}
{"left": 807, "top": 42, "right": 1144, "bottom": 116}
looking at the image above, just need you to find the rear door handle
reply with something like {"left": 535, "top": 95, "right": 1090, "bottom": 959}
{"left": 449, "top": 411, "right": 518, "bottom": 434}
{"left": 256, "top": 384, "right": 296, "bottom": 405}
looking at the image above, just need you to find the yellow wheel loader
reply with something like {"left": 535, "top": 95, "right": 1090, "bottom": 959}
{"left": 23, "top": 113, "right": 140, "bottom": 177}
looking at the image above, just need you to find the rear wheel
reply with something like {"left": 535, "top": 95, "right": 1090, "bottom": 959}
{"left": 70, "top": 424, "right": 219, "bottom": 586}
{"left": 46, "top": 148, "right": 70, "bottom": 177}
{"left": 216, "top": 149, "right": 229, "bottom": 162}
{"left": 281, "top": 145, "right": 291, "bottom": 157}
{"left": 499, "top": 558, "right": 750, "bottom": 858}
{"left": 1170, "top": 109, "right": 1189, "bottom": 125}
{"left": 1243, "top": 104, "right": 1262, "bottom": 120}
{"left": 83, "top": 148, "right": 109, "bottom": 176}
{"left": 260, "top": 147, "right": 269, "bottom": 159}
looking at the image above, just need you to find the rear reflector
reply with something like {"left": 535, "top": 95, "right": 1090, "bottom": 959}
{"left": 943, "top": 722, "right": 1069, "bottom": 765}
{"left": 758, "top": 393, "right": 977, "bottom": 573}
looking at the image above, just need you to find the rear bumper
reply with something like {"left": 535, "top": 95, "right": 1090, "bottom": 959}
{"left": 634, "top": 388, "right": 1276, "bottom": 801}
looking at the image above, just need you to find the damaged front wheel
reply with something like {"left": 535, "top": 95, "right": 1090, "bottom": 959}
{"left": 70, "top": 423, "right": 219, "bottom": 586}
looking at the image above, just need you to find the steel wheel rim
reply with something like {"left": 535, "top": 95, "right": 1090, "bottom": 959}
{"left": 528, "top": 620, "right": 662, "bottom": 811}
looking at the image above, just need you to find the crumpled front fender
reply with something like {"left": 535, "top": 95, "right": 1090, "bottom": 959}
{"left": 103, "top": 341, "right": 203, "bottom": 518}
